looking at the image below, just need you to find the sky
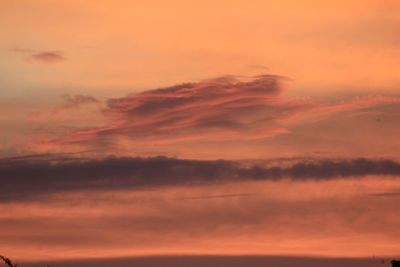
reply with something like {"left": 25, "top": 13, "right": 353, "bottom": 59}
{"left": 0, "top": 0, "right": 400, "bottom": 266}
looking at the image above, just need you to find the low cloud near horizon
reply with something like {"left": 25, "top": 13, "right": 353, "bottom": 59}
{"left": 1, "top": 154, "right": 400, "bottom": 262}
{"left": 1, "top": 155, "right": 400, "bottom": 202}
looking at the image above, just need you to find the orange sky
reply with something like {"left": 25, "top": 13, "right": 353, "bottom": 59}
{"left": 0, "top": 0, "right": 400, "bottom": 266}
{"left": 2, "top": 174, "right": 400, "bottom": 263}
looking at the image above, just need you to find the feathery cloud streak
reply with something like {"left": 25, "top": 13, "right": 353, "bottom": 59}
{"left": 11, "top": 47, "right": 66, "bottom": 63}
{"left": 49, "top": 75, "right": 400, "bottom": 151}
{"left": 59, "top": 75, "right": 313, "bottom": 146}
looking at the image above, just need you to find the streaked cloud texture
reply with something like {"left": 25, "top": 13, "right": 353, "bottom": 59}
{"left": 18, "top": 75, "right": 396, "bottom": 156}
{"left": 1, "top": 164, "right": 399, "bottom": 262}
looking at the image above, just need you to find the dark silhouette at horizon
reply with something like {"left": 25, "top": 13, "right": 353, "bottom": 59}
{"left": 0, "top": 255, "right": 17, "bottom": 267}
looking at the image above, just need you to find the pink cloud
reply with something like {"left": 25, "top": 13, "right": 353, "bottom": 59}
{"left": 55, "top": 75, "right": 314, "bottom": 147}
{"left": 31, "top": 51, "right": 66, "bottom": 63}
{"left": 11, "top": 46, "right": 66, "bottom": 63}
{"left": 34, "top": 75, "right": 400, "bottom": 151}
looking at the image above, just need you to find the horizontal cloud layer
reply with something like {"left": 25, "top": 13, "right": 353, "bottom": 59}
{"left": 1, "top": 155, "right": 400, "bottom": 202}
{"left": 2, "top": 173, "right": 400, "bottom": 261}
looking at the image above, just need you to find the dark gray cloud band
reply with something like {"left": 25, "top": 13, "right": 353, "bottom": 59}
{"left": 1, "top": 156, "right": 400, "bottom": 202}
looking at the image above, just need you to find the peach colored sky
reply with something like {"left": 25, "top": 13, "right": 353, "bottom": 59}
{"left": 1, "top": 0, "right": 400, "bottom": 159}
{"left": 2, "top": 177, "right": 400, "bottom": 259}
{"left": 0, "top": 0, "right": 400, "bottom": 265}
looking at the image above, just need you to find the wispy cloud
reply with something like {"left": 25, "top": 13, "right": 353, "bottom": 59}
{"left": 11, "top": 46, "right": 66, "bottom": 63}
{"left": 370, "top": 192, "right": 400, "bottom": 197}
{"left": 56, "top": 75, "right": 315, "bottom": 147}
{"left": 27, "top": 94, "right": 100, "bottom": 122}
{"left": 60, "top": 94, "right": 99, "bottom": 109}
{"left": 11, "top": 46, "right": 33, "bottom": 53}
{"left": 42, "top": 75, "right": 400, "bottom": 151}
{"left": 31, "top": 51, "right": 66, "bottom": 63}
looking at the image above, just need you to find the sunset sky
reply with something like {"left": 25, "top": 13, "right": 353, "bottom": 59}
{"left": 1, "top": 1, "right": 400, "bottom": 266}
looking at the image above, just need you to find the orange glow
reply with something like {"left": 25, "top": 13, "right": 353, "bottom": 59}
{"left": 1, "top": 177, "right": 400, "bottom": 262}
{"left": 1, "top": 0, "right": 399, "bottom": 264}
